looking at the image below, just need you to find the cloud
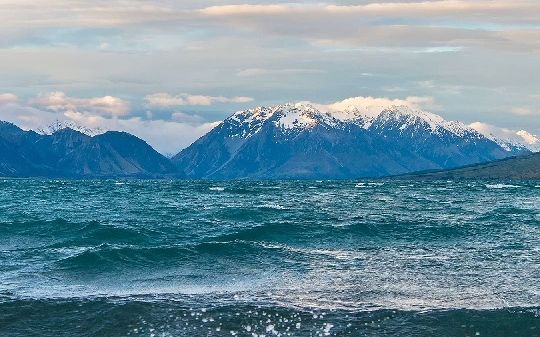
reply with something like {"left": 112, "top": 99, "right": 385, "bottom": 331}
{"left": 0, "top": 99, "right": 218, "bottom": 154}
{"left": 145, "top": 93, "right": 253, "bottom": 107}
{"left": 3, "top": 1, "right": 539, "bottom": 33}
{"left": 0, "top": 93, "right": 18, "bottom": 105}
{"left": 470, "top": 122, "right": 514, "bottom": 138}
{"left": 511, "top": 106, "right": 538, "bottom": 116}
{"left": 171, "top": 111, "right": 206, "bottom": 124}
{"left": 0, "top": 91, "right": 223, "bottom": 153}
{"left": 1, "top": 1, "right": 539, "bottom": 52}
{"left": 145, "top": 93, "right": 184, "bottom": 107}
{"left": 0, "top": 1, "right": 539, "bottom": 150}
{"left": 470, "top": 121, "right": 540, "bottom": 151}
{"left": 199, "top": 2, "right": 537, "bottom": 22}
{"left": 32, "top": 92, "right": 129, "bottom": 117}
{"left": 2, "top": 91, "right": 539, "bottom": 154}
{"left": 237, "top": 68, "right": 325, "bottom": 77}
{"left": 0, "top": 104, "right": 58, "bottom": 130}
{"left": 200, "top": 2, "right": 540, "bottom": 26}
{"left": 0, "top": 92, "right": 438, "bottom": 154}
{"left": 197, "top": 2, "right": 540, "bottom": 52}
{"left": 60, "top": 110, "right": 219, "bottom": 154}
{"left": 303, "top": 96, "right": 436, "bottom": 116}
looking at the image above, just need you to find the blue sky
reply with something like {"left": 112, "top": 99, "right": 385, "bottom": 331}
{"left": 0, "top": 0, "right": 539, "bottom": 153}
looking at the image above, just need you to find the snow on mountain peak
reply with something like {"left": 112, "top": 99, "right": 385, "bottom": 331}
{"left": 375, "top": 105, "right": 477, "bottom": 138}
{"left": 469, "top": 122, "right": 540, "bottom": 152}
{"left": 516, "top": 130, "right": 540, "bottom": 149}
{"left": 36, "top": 120, "right": 105, "bottom": 137}
{"left": 227, "top": 102, "right": 473, "bottom": 137}
{"left": 273, "top": 104, "right": 318, "bottom": 129}
{"left": 225, "top": 101, "right": 537, "bottom": 153}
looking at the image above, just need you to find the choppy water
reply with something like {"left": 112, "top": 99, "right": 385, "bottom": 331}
{"left": 0, "top": 179, "right": 539, "bottom": 336}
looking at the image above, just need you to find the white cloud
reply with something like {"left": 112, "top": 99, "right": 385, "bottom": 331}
{"left": 0, "top": 93, "right": 18, "bottom": 105}
{"left": 2, "top": 90, "right": 540, "bottom": 154}
{"left": 237, "top": 68, "right": 325, "bottom": 77}
{"left": 469, "top": 121, "right": 540, "bottom": 151}
{"left": 517, "top": 130, "right": 540, "bottom": 147}
{"left": 145, "top": 93, "right": 253, "bottom": 107}
{"left": 511, "top": 106, "right": 538, "bottom": 116}
{"left": 0, "top": 103, "right": 63, "bottom": 131}
{"left": 61, "top": 110, "right": 219, "bottom": 154}
{"left": 196, "top": 2, "right": 540, "bottom": 52}
{"left": 1, "top": 91, "right": 234, "bottom": 153}
{"left": 145, "top": 93, "right": 185, "bottom": 107}
{"left": 303, "top": 96, "right": 435, "bottom": 116}
{"left": 0, "top": 100, "right": 218, "bottom": 154}
{"left": 470, "top": 122, "right": 514, "bottom": 139}
{"left": 2, "top": 1, "right": 538, "bottom": 33}
{"left": 32, "top": 91, "right": 129, "bottom": 117}
{"left": 171, "top": 111, "right": 206, "bottom": 124}
{"left": 1, "top": 1, "right": 539, "bottom": 52}
{"left": 199, "top": 2, "right": 540, "bottom": 21}
{"left": 0, "top": 93, "right": 437, "bottom": 154}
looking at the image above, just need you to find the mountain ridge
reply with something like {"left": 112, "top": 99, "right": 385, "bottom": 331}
{"left": 397, "top": 152, "right": 540, "bottom": 180}
{"left": 0, "top": 122, "right": 175, "bottom": 178}
{"left": 36, "top": 120, "right": 105, "bottom": 137}
{"left": 1, "top": 102, "right": 538, "bottom": 179}
{"left": 172, "top": 103, "right": 532, "bottom": 179}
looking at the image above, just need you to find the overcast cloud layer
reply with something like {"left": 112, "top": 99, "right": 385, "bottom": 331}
{"left": 0, "top": 0, "right": 539, "bottom": 153}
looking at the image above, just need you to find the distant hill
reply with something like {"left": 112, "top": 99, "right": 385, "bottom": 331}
{"left": 0, "top": 121, "right": 175, "bottom": 178}
{"left": 401, "top": 152, "right": 540, "bottom": 179}
{"left": 173, "top": 103, "right": 531, "bottom": 179}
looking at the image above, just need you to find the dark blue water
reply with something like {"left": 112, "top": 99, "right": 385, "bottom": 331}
{"left": 0, "top": 180, "right": 539, "bottom": 336}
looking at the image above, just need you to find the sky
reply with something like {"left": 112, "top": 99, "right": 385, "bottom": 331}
{"left": 0, "top": 0, "right": 539, "bottom": 154}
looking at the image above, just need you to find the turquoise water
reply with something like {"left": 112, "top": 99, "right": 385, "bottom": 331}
{"left": 0, "top": 180, "right": 539, "bottom": 336}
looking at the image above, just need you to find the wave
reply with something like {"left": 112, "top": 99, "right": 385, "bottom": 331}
{"left": 0, "top": 297, "right": 538, "bottom": 337}
{"left": 485, "top": 184, "right": 521, "bottom": 189}
{"left": 356, "top": 182, "right": 385, "bottom": 188}
{"left": 2, "top": 180, "right": 539, "bottom": 337}
{"left": 257, "top": 203, "right": 286, "bottom": 210}
{"left": 0, "top": 219, "right": 155, "bottom": 249}
{"left": 53, "top": 239, "right": 288, "bottom": 273}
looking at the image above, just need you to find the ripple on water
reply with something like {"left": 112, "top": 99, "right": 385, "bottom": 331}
{"left": 0, "top": 179, "right": 538, "bottom": 336}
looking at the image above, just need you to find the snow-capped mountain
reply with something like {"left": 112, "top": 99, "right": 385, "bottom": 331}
{"left": 173, "top": 103, "right": 528, "bottom": 179}
{"left": 226, "top": 103, "right": 485, "bottom": 139}
{"left": 0, "top": 121, "right": 175, "bottom": 178}
{"left": 515, "top": 130, "right": 540, "bottom": 152}
{"left": 469, "top": 122, "right": 540, "bottom": 153}
{"left": 36, "top": 120, "right": 105, "bottom": 137}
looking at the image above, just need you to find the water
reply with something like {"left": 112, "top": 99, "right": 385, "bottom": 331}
{"left": 0, "top": 179, "right": 539, "bottom": 336}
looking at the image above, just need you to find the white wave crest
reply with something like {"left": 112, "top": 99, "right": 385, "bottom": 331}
{"left": 485, "top": 184, "right": 520, "bottom": 189}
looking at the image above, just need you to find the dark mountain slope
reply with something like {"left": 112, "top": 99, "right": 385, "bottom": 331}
{"left": 173, "top": 104, "right": 528, "bottom": 179}
{"left": 401, "top": 152, "right": 540, "bottom": 180}
{"left": 0, "top": 122, "right": 53, "bottom": 176}
{"left": 57, "top": 131, "right": 175, "bottom": 177}
{"left": 0, "top": 122, "right": 175, "bottom": 178}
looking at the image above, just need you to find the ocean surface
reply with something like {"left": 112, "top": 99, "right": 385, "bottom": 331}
{"left": 0, "top": 179, "right": 539, "bottom": 336}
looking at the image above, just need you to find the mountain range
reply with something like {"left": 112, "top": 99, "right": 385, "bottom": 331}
{"left": 173, "top": 103, "right": 535, "bottom": 179}
{"left": 1, "top": 103, "right": 538, "bottom": 179}
{"left": 0, "top": 121, "right": 174, "bottom": 178}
